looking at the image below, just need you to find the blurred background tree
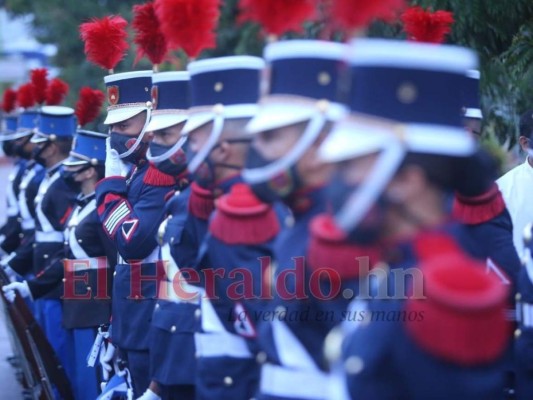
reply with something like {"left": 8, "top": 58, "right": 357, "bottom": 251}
{"left": 2, "top": 0, "right": 532, "bottom": 145}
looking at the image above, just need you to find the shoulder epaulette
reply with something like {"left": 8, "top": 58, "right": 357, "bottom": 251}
{"left": 209, "top": 183, "right": 279, "bottom": 245}
{"left": 404, "top": 252, "right": 510, "bottom": 366}
{"left": 307, "top": 214, "right": 380, "bottom": 282}
{"left": 453, "top": 183, "right": 505, "bottom": 225}
{"left": 143, "top": 164, "right": 176, "bottom": 187}
{"left": 188, "top": 182, "right": 215, "bottom": 221}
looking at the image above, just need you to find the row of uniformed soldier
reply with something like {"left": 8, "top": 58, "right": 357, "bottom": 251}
{"left": 0, "top": 24, "right": 531, "bottom": 400}
{"left": 0, "top": 91, "right": 115, "bottom": 400}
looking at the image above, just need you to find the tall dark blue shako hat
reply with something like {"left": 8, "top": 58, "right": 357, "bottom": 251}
{"left": 146, "top": 71, "right": 190, "bottom": 132}
{"left": 31, "top": 106, "right": 76, "bottom": 143}
{"left": 242, "top": 40, "right": 347, "bottom": 186}
{"left": 146, "top": 71, "right": 191, "bottom": 164}
{"left": 183, "top": 56, "right": 265, "bottom": 174}
{"left": 319, "top": 38, "right": 479, "bottom": 233}
{"left": 103, "top": 70, "right": 153, "bottom": 159}
{"left": 63, "top": 130, "right": 107, "bottom": 167}
{"left": 247, "top": 40, "right": 347, "bottom": 134}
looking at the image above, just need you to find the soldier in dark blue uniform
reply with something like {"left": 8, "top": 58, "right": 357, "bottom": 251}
{"left": 0, "top": 107, "right": 26, "bottom": 256}
{"left": 3, "top": 106, "right": 79, "bottom": 387}
{"left": 4, "top": 129, "right": 114, "bottom": 400}
{"left": 0, "top": 107, "right": 45, "bottom": 283}
{"left": 241, "top": 40, "right": 349, "bottom": 399}
{"left": 318, "top": 38, "right": 511, "bottom": 399}
{"left": 454, "top": 67, "right": 520, "bottom": 294}
{"left": 179, "top": 55, "right": 278, "bottom": 400}
{"left": 95, "top": 70, "right": 176, "bottom": 397}
{"left": 138, "top": 71, "right": 194, "bottom": 400}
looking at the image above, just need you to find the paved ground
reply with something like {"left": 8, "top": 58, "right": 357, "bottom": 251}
{"left": 0, "top": 160, "right": 24, "bottom": 399}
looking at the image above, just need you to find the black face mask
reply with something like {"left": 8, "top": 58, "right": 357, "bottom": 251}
{"left": 187, "top": 139, "right": 248, "bottom": 190}
{"left": 244, "top": 146, "right": 301, "bottom": 204}
{"left": 149, "top": 141, "right": 188, "bottom": 177}
{"left": 12, "top": 136, "right": 32, "bottom": 160}
{"left": 31, "top": 142, "right": 51, "bottom": 166}
{"left": 187, "top": 146, "right": 217, "bottom": 190}
{"left": 2, "top": 140, "right": 15, "bottom": 157}
{"left": 62, "top": 170, "right": 81, "bottom": 192}
{"left": 62, "top": 164, "right": 92, "bottom": 193}
{"left": 110, "top": 131, "right": 148, "bottom": 164}
{"left": 327, "top": 173, "right": 388, "bottom": 246}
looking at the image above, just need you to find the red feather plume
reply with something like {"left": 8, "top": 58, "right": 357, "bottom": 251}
{"left": 30, "top": 68, "right": 49, "bottom": 105}
{"left": 2, "top": 89, "right": 18, "bottom": 113}
{"left": 238, "top": 0, "right": 317, "bottom": 37}
{"left": 154, "top": 0, "right": 220, "bottom": 59}
{"left": 330, "top": 0, "right": 406, "bottom": 32}
{"left": 45, "top": 78, "right": 69, "bottom": 105}
{"left": 401, "top": 6, "right": 454, "bottom": 44}
{"left": 75, "top": 87, "right": 105, "bottom": 127}
{"left": 80, "top": 16, "right": 129, "bottom": 72}
{"left": 17, "top": 83, "right": 36, "bottom": 109}
{"left": 132, "top": 2, "right": 168, "bottom": 67}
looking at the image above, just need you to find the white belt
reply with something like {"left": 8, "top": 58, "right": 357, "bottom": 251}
{"left": 195, "top": 331, "right": 252, "bottom": 359}
{"left": 260, "top": 363, "right": 329, "bottom": 400}
{"left": 35, "top": 230, "right": 64, "bottom": 243}
{"left": 64, "top": 256, "right": 108, "bottom": 272}
{"left": 520, "top": 303, "right": 533, "bottom": 328}
{"left": 117, "top": 246, "right": 159, "bottom": 265}
{"left": 158, "top": 280, "right": 201, "bottom": 304}
{"left": 21, "top": 219, "right": 35, "bottom": 230}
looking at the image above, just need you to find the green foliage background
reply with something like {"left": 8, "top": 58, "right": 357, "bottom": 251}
{"left": 1, "top": 0, "right": 532, "bottom": 143}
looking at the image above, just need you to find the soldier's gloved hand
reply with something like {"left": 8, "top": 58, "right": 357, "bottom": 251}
{"left": 99, "top": 341, "right": 116, "bottom": 381}
{"left": 2, "top": 281, "right": 31, "bottom": 303}
{"left": 137, "top": 388, "right": 161, "bottom": 400}
{"left": 105, "top": 138, "right": 128, "bottom": 178}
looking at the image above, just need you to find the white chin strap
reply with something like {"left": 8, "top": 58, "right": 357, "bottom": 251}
{"left": 146, "top": 135, "right": 188, "bottom": 163}
{"left": 335, "top": 140, "right": 406, "bottom": 233}
{"left": 118, "top": 108, "right": 152, "bottom": 159}
{"left": 187, "top": 114, "right": 225, "bottom": 174}
{"left": 242, "top": 113, "right": 327, "bottom": 184}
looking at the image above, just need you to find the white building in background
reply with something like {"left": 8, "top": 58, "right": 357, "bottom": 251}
{"left": 0, "top": 8, "right": 57, "bottom": 84}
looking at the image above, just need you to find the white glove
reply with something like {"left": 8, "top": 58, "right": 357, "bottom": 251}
{"left": 137, "top": 388, "right": 161, "bottom": 400}
{"left": 105, "top": 137, "right": 129, "bottom": 178}
{"left": 99, "top": 341, "right": 116, "bottom": 381}
{"left": 3, "top": 281, "right": 31, "bottom": 302}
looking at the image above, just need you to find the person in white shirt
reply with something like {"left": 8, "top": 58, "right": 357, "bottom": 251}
{"left": 497, "top": 108, "right": 533, "bottom": 256}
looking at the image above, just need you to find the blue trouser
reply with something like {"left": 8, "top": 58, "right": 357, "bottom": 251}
{"left": 35, "top": 299, "right": 75, "bottom": 398}
{"left": 69, "top": 328, "right": 100, "bottom": 400}
{"left": 124, "top": 349, "right": 150, "bottom": 398}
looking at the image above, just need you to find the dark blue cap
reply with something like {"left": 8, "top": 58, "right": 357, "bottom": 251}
{"left": 147, "top": 72, "right": 191, "bottom": 132}
{"left": 18, "top": 110, "right": 40, "bottom": 132}
{"left": 245, "top": 41, "right": 347, "bottom": 135}
{"left": 346, "top": 39, "right": 478, "bottom": 128}
{"left": 183, "top": 56, "right": 266, "bottom": 134}
{"left": 4, "top": 115, "right": 18, "bottom": 133}
{"left": 31, "top": 106, "right": 76, "bottom": 143}
{"left": 265, "top": 40, "right": 347, "bottom": 102}
{"left": 103, "top": 70, "right": 153, "bottom": 125}
{"left": 188, "top": 56, "right": 265, "bottom": 108}
{"left": 64, "top": 130, "right": 107, "bottom": 166}
{"left": 151, "top": 71, "right": 190, "bottom": 111}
